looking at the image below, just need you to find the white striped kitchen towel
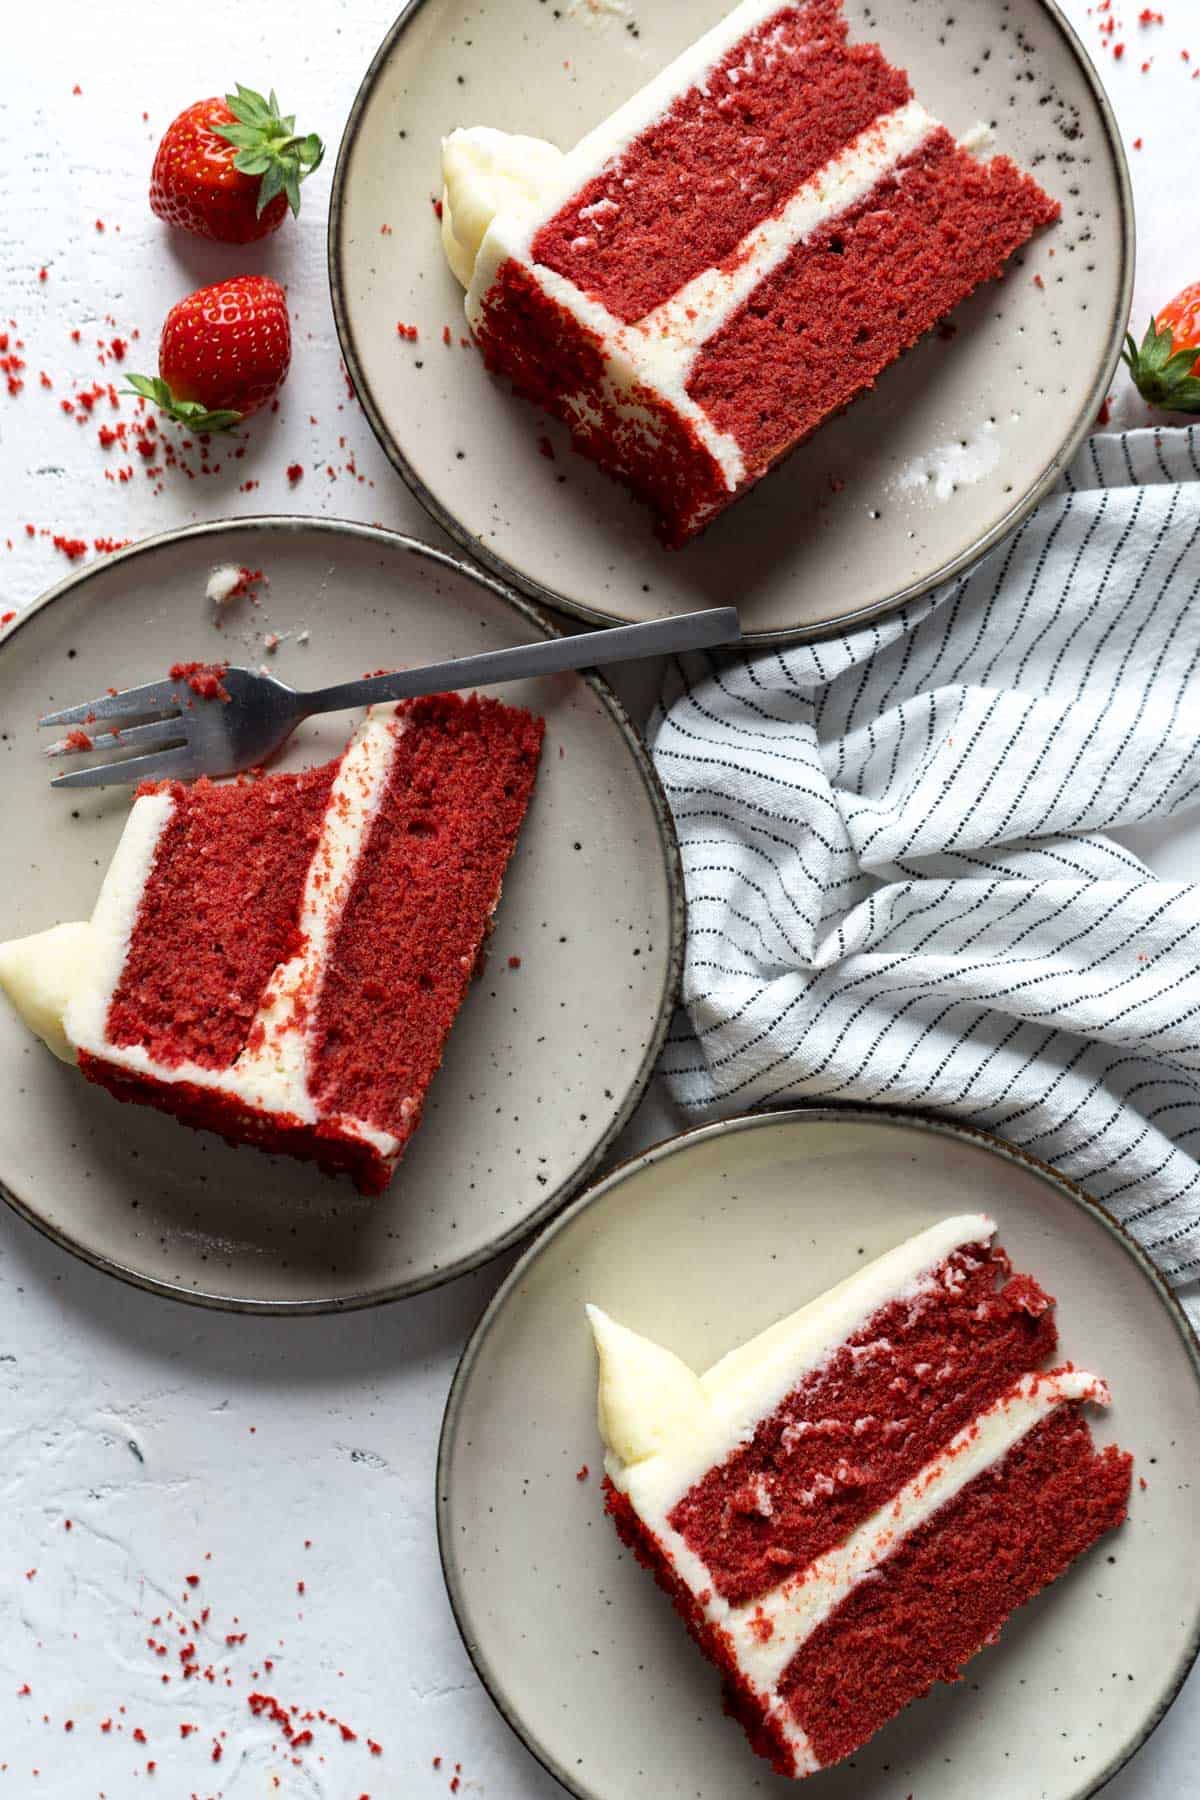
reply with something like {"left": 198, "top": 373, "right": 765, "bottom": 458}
{"left": 652, "top": 426, "right": 1200, "bottom": 1285}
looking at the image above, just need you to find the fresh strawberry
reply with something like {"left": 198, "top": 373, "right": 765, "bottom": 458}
{"left": 126, "top": 277, "right": 291, "bottom": 431}
{"left": 1122, "top": 280, "right": 1200, "bottom": 413}
{"left": 150, "top": 85, "right": 323, "bottom": 244}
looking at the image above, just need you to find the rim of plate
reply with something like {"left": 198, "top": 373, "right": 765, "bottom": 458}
{"left": 437, "top": 1102, "right": 1200, "bottom": 1800}
{"left": 328, "top": 0, "right": 1135, "bottom": 645}
{"left": 0, "top": 516, "right": 686, "bottom": 1316}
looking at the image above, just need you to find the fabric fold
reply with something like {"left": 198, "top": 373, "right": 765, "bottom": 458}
{"left": 653, "top": 426, "right": 1200, "bottom": 1284}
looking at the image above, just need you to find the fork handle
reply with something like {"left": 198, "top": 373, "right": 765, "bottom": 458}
{"left": 303, "top": 606, "right": 741, "bottom": 714}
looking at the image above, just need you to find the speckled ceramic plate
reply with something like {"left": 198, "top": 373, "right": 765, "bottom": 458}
{"left": 329, "top": 0, "right": 1132, "bottom": 642}
{"left": 439, "top": 1107, "right": 1200, "bottom": 1800}
{"left": 0, "top": 519, "right": 683, "bottom": 1312}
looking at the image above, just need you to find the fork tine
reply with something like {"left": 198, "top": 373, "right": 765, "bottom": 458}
{"left": 50, "top": 746, "right": 198, "bottom": 791}
{"left": 39, "top": 677, "right": 183, "bottom": 729}
{"left": 45, "top": 717, "right": 187, "bottom": 760}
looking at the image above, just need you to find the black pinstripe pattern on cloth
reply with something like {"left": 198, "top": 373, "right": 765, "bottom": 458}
{"left": 652, "top": 429, "right": 1200, "bottom": 1285}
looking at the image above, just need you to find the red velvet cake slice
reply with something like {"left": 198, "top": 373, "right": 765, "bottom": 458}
{"left": 0, "top": 694, "right": 543, "bottom": 1191}
{"left": 587, "top": 1215, "right": 1132, "bottom": 1777}
{"left": 441, "top": 0, "right": 1059, "bottom": 544}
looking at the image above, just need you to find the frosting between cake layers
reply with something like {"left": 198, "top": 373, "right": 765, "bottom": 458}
{"left": 724, "top": 1368, "right": 1110, "bottom": 1687}
{"left": 220, "top": 707, "right": 400, "bottom": 1135}
{"left": 634, "top": 99, "right": 934, "bottom": 373}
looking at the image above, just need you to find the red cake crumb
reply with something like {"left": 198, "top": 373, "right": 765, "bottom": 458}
{"left": 168, "top": 659, "right": 232, "bottom": 702}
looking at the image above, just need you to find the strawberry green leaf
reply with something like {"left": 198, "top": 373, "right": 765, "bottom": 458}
{"left": 124, "top": 374, "right": 243, "bottom": 433}
{"left": 213, "top": 83, "right": 325, "bottom": 219}
{"left": 256, "top": 161, "right": 287, "bottom": 216}
{"left": 1122, "top": 315, "right": 1200, "bottom": 413}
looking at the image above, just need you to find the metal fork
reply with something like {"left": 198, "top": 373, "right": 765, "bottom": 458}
{"left": 41, "top": 606, "right": 741, "bottom": 788}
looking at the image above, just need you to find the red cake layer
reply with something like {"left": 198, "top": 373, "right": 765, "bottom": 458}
{"left": 779, "top": 1405, "right": 1133, "bottom": 1765}
{"left": 531, "top": 0, "right": 910, "bottom": 322}
{"left": 105, "top": 762, "right": 340, "bottom": 1069}
{"left": 473, "top": 259, "right": 730, "bottom": 542}
{"left": 76, "top": 1053, "right": 392, "bottom": 1191}
{"left": 668, "top": 1247, "right": 1056, "bottom": 1605}
{"left": 688, "top": 129, "right": 1060, "bottom": 474}
{"left": 308, "top": 693, "right": 545, "bottom": 1144}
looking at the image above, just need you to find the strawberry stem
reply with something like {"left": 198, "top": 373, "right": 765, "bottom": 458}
{"left": 213, "top": 84, "right": 324, "bottom": 218}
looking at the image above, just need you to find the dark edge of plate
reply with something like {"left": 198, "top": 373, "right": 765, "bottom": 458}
{"left": 327, "top": 0, "right": 1134, "bottom": 646}
{"left": 437, "top": 1102, "right": 1200, "bottom": 1800}
{"left": 0, "top": 516, "right": 686, "bottom": 1315}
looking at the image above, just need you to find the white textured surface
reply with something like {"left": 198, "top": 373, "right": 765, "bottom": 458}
{"left": 1, "top": 1, "right": 1198, "bottom": 1794}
